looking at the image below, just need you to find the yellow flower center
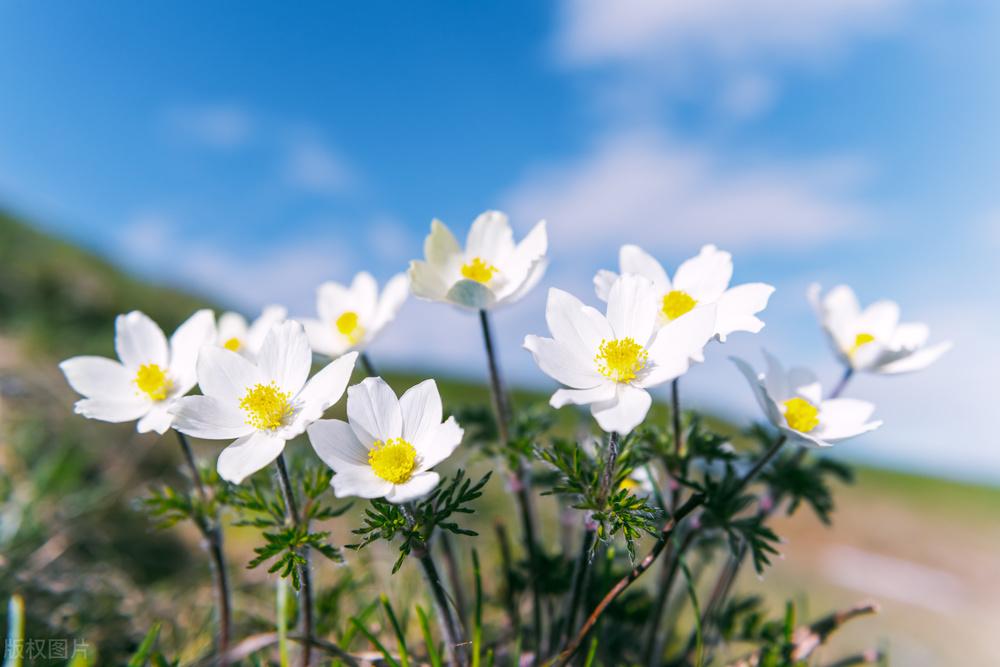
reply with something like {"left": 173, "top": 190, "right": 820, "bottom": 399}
{"left": 661, "top": 290, "right": 698, "bottom": 321}
{"left": 595, "top": 337, "right": 648, "bottom": 383}
{"left": 618, "top": 477, "right": 639, "bottom": 493}
{"left": 368, "top": 438, "right": 417, "bottom": 484}
{"left": 134, "top": 363, "right": 172, "bottom": 401}
{"left": 460, "top": 257, "right": 498, "bottom": 284}
{"left": 847, "top": 332, "right": 876, "bottom": 357}
{"left": 240, "top": 382, "right": 294, "bottom": 431}
{"left": 335, "top": 311, "right": 365, "bottom": 344}
{"left": 782, "top": 397, "right": 819, "bottom": 433}
{"left": 223, "top": 337, "right": 242, "bottom": 352}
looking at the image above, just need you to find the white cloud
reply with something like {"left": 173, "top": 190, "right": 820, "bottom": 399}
{"left": 283, "top": 139, "right": 354, "bottom": 195}
{"left": 556, "top": 0, "right": 906, "bottom": 69}
{"left": 503, "top": 130, "right": 873, "bottom": 257}
{"left": 163, "top": 105, "right": 253, "bottom": 149}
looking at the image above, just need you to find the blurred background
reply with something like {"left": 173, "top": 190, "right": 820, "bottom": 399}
{"left": 1, "top": 2, "right": 998, "bottom": 665}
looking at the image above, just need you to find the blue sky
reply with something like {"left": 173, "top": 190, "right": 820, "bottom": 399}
{"left": 1, "top": 1, "right": 998, "bottom": 481}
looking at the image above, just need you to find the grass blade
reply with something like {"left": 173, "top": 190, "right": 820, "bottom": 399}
{"left": 472, "top": 549, "right": 483, "bottom": 667}
{"left": 3, "top": 595, "right": 25, "bottom": 667}
{"left": 381, "top": 594, "right": 410, "bottom": 667}
{"left": 583, "top": 636, "right": 599, "bottom": 667}
{"left": 126, "top": 623, "right": 161, "bottom": 667}
{"left": 416, "top": 604, "right": 443, "bottom": 667}
{"left": 680, "top": 558, "right": 703, "bottom": 667}
{"left": 351, "top": 617, "right": 400, "bottom": 667}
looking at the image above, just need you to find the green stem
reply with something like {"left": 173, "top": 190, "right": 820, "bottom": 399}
{"left": 174, "top": 430, "right": 232, "bottom": 665}
{"left": 274, "top": 454, "right": 313, "bottom": 667}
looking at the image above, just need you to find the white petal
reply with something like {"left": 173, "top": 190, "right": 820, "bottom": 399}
{"left": 350, "top": 272, "right": 379, "bottom": 323}
{"left": 218, "top": 312, "right": 248, "bottom": 344}
{"left": 316, "top": 281, "right": 352, "bottom": 323}
{"left": 386, "top": 472, "right": 441, "bottom": 504}
{"left": 137, "top": 404, "right": 174, "bottom": 434}
{"left": 399, "top": 379, "right": 443, "bottom": 445}
{"left": 730, "top": 356, "right": 782, "bottom": 426}
{"left": 761, "top": 349, "right": 790, "bottom": 402}
{"left": 714, "top": 283, "right": 775, "bottom": 341}
{"left": 295, "top": 352, "right": 357, "bottom": 422}
{"left": 170, "top": 395, "right": 253, "bottom": 440}
{"left": 858, "top": 300, "right": 900, "bottom": 340}
{"left": 303, "top": 318, "right": 346, "bottom": 358}
{"left": 332, "top": 467, "right": 393, "bottom": 499}
{"left": 496, "top": 220, "right": 547, "bottom": 304}
{"left": 550, "top": 383, "right": 616, "bottom": 408}
{"left": 466, "top": 210, "right": 515, "bottom": 263}
{"left": 876, "top": 341, "right": 952, "bottom": 375}
{"left": 217, "top": 432, "right": 286, "bottom": 484}
{"left": 416, "top": 416, "right": 463, "bottom": 470}
{"left": 545, "top": 288, "right": 613, "bottom": 360}
{"left": 115, "top": 311, "right": 168, "bottom": 368}
{"left": 606, "top": 274, "right": 658, "bottom": 344}
{"left": 347, "top": 377, "right": 403, "bottom": 446}
{"left": 169, "top": 309, "right": 216, "bottom": 392}
{"left": 591, "top": 384, "right": 652, "bottom": 435}
{"left": 593, "top": 269, "right": 619, "bottom": 303}
{"left": 408, "top": 260, "right": 449, "bottom": 301}
{"left": 523, "top": 335, "right": 602, "bottom": 389}
{"left": 246, "top": 305, "right": 287, "bottom": 353}
{"left": 425, "top": 219, "right": 462, "bottom": 267}
{"left": 640, "top": 304, "right": 716, "bottom": 387}
{"left": 619, "top": 244, "right": 670, "bottom": 292}
{"left": 816, "top": 285, "right": 861, "bottom": 351}
{"left": 197, "top": 346, "right": 262, "bottom": 403}
{"left": 258, "top": 320, "right": 312, "bottom": 395}
{"left": 889, "top": 322, "right": 929, "bottom": 350}
{"left": 371, "top": 273, "right": 410, "bottom": 333}
{"left": 60, "top": 356, "right": 134, "bottom": 400}
{"left": 446, "top": 280, "right": 496, "bottom": 310}
{"left": 815, "top": 398, "right": 882, "bottom": 441}
{"left": 671, "top": 245, "right": 733, "bottom": 303}
{"left": 74, "top": 397, "right": 149, "bottom": 424}
{"left": 307, "top": 418, "right": 371, "bottom": 470}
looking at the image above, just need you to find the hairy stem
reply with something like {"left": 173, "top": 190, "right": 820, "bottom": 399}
{"left": 404, "top": 505, "right": 468, "bottom": 667}
{"left": 599, "top": 432, "right": 621, "bottom": 505}
{"left": 560, "top": 518, "right": 597, "bottom": 646}
{"left": 438, "top": 530, "right": 469, "bottom": 628}
{"left": 274, "top": 454, "right": 313, "bottom": 667}
{"left": 174, "top": 431, "right": 232, "bottom": 665}
{"left": 478, "top": 308, "right": 543, "bottom": 658}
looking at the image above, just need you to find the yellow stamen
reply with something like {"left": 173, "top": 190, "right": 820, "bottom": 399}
{"left": 240, "top": 382, "right": 293, "bottom": 431}
{"left": 782, "top": 397, "right": 819, "bottom": 433}
{"left": 595, "top": 337, "right": 648, "bottom": 383}
{"left": 223, "top": 337, "right": 241, "bottom": 352}
{"left": 847, "top": 332, "right": 876, "bottom": 357}
{"left": 335, "top": 311, "right": 365, "bottom": 344}
{"left": 134, "top": 363, "right": 172, "bottom": 401}
{"left": 368, "top": 438, "right": 417, "bottom": 484}
{"left": 460, "top": 257, "right": 498, "bottom": 284}
{"left": 661, "top": 290, "right": 698, "bottom": 321}
{"left": 618, "top": 478, "right": 640, "bottom": 493}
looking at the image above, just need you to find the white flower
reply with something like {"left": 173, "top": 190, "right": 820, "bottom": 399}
{"left": 60, "top": 310, "right": 216, "bottom": 434}
{"left": 302, "top": 272, "right": 408, "bottom": 358}
{"left": 307, "top": 377, "right": 463, "bottom": 503}
{"left": 595, "top": 244, "right": 774, "bottom": 342}
{"left": 524, "top": 274, "right": 717, "bottom": 435}
{"left": 732, "top": 350, "right": 882, "bottom": 448}
{"left": 409, "top": 211, "right": 547, "bottom": 310}
{"left": 169, "top": 321, "right": 358, "bottom": 484}
{"left": 217, "top": 305, "right": 287, "bottom": 359}
{"left": 808, "top": 284, "right": 952, "bottom": 374}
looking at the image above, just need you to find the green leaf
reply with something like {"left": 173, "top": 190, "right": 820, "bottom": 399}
{"left": 416, "top": 604, "right": 443, "bottom": 667}
{"left": 126, "top": 623, "right": 161, "bottom": 667}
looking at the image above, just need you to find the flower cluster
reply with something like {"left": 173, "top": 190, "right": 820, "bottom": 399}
{"left": 57, "top": 210, "right": 950, "bottom": 666}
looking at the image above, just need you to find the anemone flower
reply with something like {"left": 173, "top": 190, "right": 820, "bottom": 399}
{"left": 302, "top": 272, "right": 408, "bottom": 358}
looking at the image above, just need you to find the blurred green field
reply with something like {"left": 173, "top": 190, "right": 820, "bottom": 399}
{"left": 2, "top": 210, "right": 997, "bottom": 665}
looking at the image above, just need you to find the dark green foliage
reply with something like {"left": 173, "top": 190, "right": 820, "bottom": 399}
{"left": 348, "top": 470, "right": 491, "bottom": 572}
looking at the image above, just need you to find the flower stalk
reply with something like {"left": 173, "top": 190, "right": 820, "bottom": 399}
{"left": 273, "top": 454, "right": 314, "bottom": 667}
{"left": 174, "top": 430, "right": 232, "bottom": 665}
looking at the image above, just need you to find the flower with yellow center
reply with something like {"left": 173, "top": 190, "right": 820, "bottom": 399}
{"left": 525, "top": 275, "right": 717, "bottom": 435}
{"left": 60, "top": 309, "right": 216, "bottom": 434}
{"left": 409, "top": 211, "right": 548, "bottom": 310}
{"left": 134, "top": 363, "right": 172, "bottom": 401}
{"left": 367, "top": 438, "right": 418, "bottom": 484}
{"left": 460, "top": 257, "right": 498, "bottom": 284}
{"left": 171, "top": 321, "right": 358, "bottom": 484}
{"left": 782, "top": 397, "right": 819, "bottom": 433}
{"left": 217, "top": 305, "right": 287, "bottom": 360}
{"left": 303, "top": 272, "right": 409, "bottom": 358}
{"left": 335, "top": 311, "right": 365, "bottom": 345}
{"left": 808, "top": 283, "right": 952, "bottom": 374}
{"left": 732, "top": 350, "right": 882, "bottom": 449}
{"left": 308, "top": 377, "right": 464, "bottom": 504}
{"left": 595, "top": 244, "right": 774, "bottom": 342}
{"left": 595, "top": 337, "right": 648, "bottom": 383}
